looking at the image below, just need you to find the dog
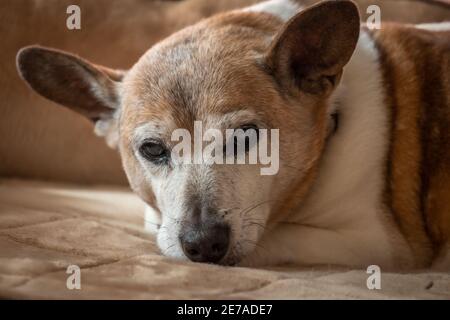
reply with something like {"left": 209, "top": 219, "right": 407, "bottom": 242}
{"left": 16, "top": 0, "right": 450, "bottom": 270}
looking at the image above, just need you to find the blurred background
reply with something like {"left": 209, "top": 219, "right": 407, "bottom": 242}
{"left": 1, "top": 0, "right": 449, "bottom": 186}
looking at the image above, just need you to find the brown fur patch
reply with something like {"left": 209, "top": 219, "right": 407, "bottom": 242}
{"left": 372, "top": 24, "right": 450, "bottom": 267}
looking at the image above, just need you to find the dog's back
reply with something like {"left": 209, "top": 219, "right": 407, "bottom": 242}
{"left": 370, "top": 23, "right": 450, "bottom": 265}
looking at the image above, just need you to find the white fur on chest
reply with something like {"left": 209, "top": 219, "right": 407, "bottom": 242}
{"left": 243, "top": 31, "right": 413, "bottom": 269}
{"left": 296, "top": 31, "right": 398, "bottom": 262}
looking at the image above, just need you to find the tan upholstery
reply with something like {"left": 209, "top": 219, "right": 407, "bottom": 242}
{"left": 1, "top": 180, "right": 449, "bottom": 299}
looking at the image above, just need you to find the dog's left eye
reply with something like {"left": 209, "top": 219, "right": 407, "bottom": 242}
{"left": 139, "top": 141, "right": 169, "bottom": 163}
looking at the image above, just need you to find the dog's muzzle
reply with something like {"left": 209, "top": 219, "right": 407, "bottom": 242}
{"left": 179, "top": 211, "right": 230, "bottom": 264}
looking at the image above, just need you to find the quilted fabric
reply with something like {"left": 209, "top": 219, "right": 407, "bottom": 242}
{"left": 0, "top": 179, "right": 448, "bottom": 299}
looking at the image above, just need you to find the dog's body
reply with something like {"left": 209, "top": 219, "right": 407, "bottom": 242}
{"left": 144, "top": 0, "right": 450, "bottom": 270}
{"left": 241, "top": 2, "right": 450, "bottom": 269}
{"left": 17, "top": 0, "right": 450, "bottom": 270}
{"left": 233, "top": 1, "right": 450, "bottom": 270}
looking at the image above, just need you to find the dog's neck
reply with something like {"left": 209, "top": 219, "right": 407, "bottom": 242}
{"left": 286, "top": 29, "right": 389, "bottom": 226}
{"left": 249, "top": 2, "right": 390, "bottom": 225}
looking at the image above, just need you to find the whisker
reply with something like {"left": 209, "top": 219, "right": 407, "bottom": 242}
{"left": 239, "top": 199, "right": 277, "bottom": 217}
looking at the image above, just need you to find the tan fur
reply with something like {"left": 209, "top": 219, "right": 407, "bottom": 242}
{"left": 0, "top": 0, "right": 257, "bottom": 184}
{"left": 371, "top": 24, "right": 450, "bottom": 267}
{"left": 10, "top": 0, "right": 450, "bottom": 268}
{"left": 2, "top": 0, "right": 449, "bottom": 184}
{"left": 119, "top": 2, "right": 358, "bottom": 230}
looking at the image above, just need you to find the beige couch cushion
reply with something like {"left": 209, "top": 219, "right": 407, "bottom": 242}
{"left": 0, "top": 179, "right": 448, "bottom": 299}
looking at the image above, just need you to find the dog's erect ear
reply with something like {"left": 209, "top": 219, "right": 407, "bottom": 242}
{"left": 16, "top": 45, "right": 125, "bottom": 148}
{"left": 266, "top": 0, "right": 360, "bottom": 96}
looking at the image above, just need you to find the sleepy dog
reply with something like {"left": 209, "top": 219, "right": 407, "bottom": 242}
{"left": 16, "top": 0, "right": 450, "bottom": 270}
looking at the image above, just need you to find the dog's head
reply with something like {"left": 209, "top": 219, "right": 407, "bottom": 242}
{"left": 16, "top": 1, "right": 359, "bottom": 265}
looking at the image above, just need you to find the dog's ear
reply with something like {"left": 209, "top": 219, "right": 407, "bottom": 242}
{"left": 266, "top": 0, "right": 360, "bottom": 97}
{"left": 16, "top": 45, "right": 125, "bottom": 148}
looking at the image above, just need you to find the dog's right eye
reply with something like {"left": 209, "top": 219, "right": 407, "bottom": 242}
{"left": 139, "top": 142, "right": 169, "bottom": 164}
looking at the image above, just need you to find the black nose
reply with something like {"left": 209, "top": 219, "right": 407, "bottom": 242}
{"left": 180, "top": 223, "right": 230, "bottom": 263}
